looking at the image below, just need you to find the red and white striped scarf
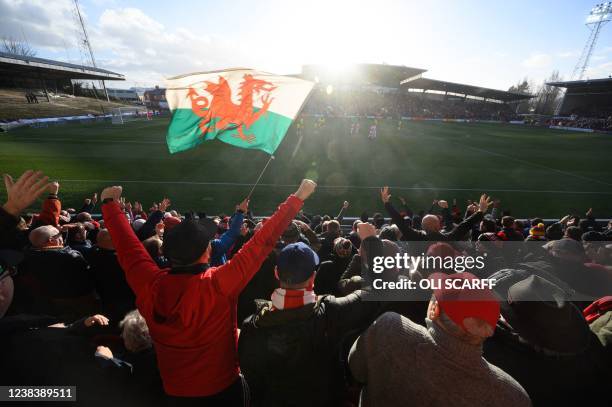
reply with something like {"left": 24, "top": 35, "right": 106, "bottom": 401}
{"left": 271, "top": 288, "right": 316, "bottom": 310}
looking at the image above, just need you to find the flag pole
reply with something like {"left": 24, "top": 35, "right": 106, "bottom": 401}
{"left": 245, "top": 78, "right": 314, "bottom": 200}
{"left": 246, "top": 154, "right": 275, "bottom": 200}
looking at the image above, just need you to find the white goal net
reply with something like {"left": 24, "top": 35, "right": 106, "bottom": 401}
{"left": 111, "top": 107, "right": 151, "bottom": 124}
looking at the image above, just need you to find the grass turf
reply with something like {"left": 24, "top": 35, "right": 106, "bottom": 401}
{"left": 1, "top": 117, "right": 611, "bottom": 218}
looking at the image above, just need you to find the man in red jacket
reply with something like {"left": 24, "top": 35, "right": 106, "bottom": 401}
{"left": 100, "top": 179, "right": 317, "bottom": 405}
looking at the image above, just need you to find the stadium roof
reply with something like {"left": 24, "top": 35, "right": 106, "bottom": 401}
{"left": 301, "top": 64, "right": 426, "bottom": 88}
{"left": 0, "top": 51, "right": 124, "bottom": 81}
{"left": 401, "top": 76, "right": 532, "bottom": 102}
{"left": 547, "top": 77, "right": 612, "bottom": 93}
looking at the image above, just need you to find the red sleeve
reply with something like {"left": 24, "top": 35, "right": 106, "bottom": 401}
{"left": 38, "top": 194, "right": 61, "bottom": 226}
{"left": 210, "top": 194, "right": 303, "bottom": 297}
{"left": 102, "top": 201, "right": 163, "bottom": 297}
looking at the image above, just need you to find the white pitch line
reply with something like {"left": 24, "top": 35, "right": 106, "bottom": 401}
{"left": 57, "top": 179, "right": 612, "bottom": 194}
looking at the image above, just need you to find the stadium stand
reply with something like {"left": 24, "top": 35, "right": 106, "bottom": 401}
{"left": 0, "top": 51, "right": 133, "bottom": 121}
{"left": 548, "top": 77, "right": 612, "bottom": 131}
{"left": 0, "top": 88, "right": 135, "bottom": 121}
{"left": 300, "top": 65, "right": 529, "bottom": 121}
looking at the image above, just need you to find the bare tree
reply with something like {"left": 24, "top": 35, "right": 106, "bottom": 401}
{"left": 533, "top": 70, "right": 563, "bottom": 115}
{"left": 1, "top": 36, "right": 37, "bottom": 57}
{"left": 508, "top": 77, "right": 532, "bottom": 114}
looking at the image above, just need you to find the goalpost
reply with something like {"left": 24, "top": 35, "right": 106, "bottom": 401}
{"left": 111, "top": 107, "right": 151, "bottom": 124}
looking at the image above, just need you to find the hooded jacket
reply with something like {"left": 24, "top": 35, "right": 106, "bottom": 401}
{"left": 102, "top": 195, "right": 302, "bottom": 397}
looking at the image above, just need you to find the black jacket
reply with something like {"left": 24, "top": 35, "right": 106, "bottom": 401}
{"left": 317, "top": 231, "right": 341, "bottom": 263}
{"left": 86, "top": 246, "right": 135, "bottom": 322}
{"left": 15, "top": 246, "right": 94, "bottom": 318}
{"left": 483, "top": 321, "right": 611, "bottom": 406}
{"left": 238, "top": 236, "right": 384, "bottom": 407}
{"left": 314, "top": 253, "right": 353, "bottom": 296}
{"left": 239, "top": 291, "right": 382, "bottom": 407}
{"left": 0, "top": 206, "right": 28, "bottom": 250}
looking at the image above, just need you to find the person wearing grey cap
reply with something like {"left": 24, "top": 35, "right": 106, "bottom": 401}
{"left": 238, "top": 223, "right": 384, "bottom": 407}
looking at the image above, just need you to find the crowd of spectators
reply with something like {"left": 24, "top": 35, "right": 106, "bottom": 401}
{"left": 303, "top": 88, "right": 520, "bottom": 121}
{"left": 548, "top": 115, "right": 612, "bottom": 131}
{"left": 1, "top": 170, "right": 611, "bottom": 406}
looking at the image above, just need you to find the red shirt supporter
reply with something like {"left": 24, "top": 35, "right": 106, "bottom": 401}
{"left": 101, "top": 180, "right": 316, "bottom": 398}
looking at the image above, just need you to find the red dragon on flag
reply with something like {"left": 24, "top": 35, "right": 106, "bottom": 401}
{"left": 187, "top": 74, "right": 277, "bottom": 143}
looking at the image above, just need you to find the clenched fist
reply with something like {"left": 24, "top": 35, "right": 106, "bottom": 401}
{"left": 295, "top": 179, "right": 317, "bottom": 201}
{"left": 101, "top": 186, "right": 123, "bottom": 202}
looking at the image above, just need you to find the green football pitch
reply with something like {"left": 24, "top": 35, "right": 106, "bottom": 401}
{"left": 1, "top": 117, "right": 611, "bottom": 218}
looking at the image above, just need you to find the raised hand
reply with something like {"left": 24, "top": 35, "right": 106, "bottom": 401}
{"left": 100, "top": 186, "right": 123, "bottom": 202}
{"left": 293, "top": 219, "right": 311, "bottom": 233}
{"left": 357, "top": 222, "right": 377, "bottom": 240}
{"left": 380, "top": 186, "right": 391, "bottom": 203}
{"left": 478, "top": 194, "right": 493, "bottom": 213}
{"left": 48, "top": 181, "right": 60, "bottom": 195}
{"left": 237, "top": 198, "right": 249, "bottom": 213}
{"left": 342, "top": 200, "right": 349, "bottom": 209}
{"left": 295, "top": 179, "right": 317, "bottom": 201}
{"left": 159, "top": 198, "right": 171, "bottom": 212}
{"left": 3, "top": 170, "right": 51, "bottom": 216}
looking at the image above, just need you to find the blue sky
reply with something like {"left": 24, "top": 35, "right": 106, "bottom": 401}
{"left": 1, "top": 0, "right": 611, "bottom": 89}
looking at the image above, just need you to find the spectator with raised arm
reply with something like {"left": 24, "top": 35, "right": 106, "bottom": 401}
{"left": 135, "top": 198, "right": 171, "bottom": 241}
{"left": 100, "top": 179, "right": 316, "bottom": 404}
{"left": 1, "top": 171, "right": 51, "bottom": 249}
{"left": 209, "top": 200, "right": 247, "bottom": 266}
{"left": 381, "top": 186, "right": 492, "bottom": 242}
{"left": 31, "top": 181, "right": 61, "bottom": 228}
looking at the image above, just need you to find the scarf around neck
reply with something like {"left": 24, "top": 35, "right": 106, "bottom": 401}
{"left": 271, "top": 288, "right": 316, "bottom": 310}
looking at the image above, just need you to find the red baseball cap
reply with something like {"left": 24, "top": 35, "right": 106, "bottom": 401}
{"left": 429, "top": 272, "right": 500, "bottom": 331}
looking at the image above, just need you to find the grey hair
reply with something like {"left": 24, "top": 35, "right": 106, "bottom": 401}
{"left": 119, "top": 310, "right": 152, "bottom": 352}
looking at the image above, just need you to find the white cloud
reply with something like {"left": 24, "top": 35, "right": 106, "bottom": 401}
{"left": 521, "top": 53, "right": 552, "bottom": 68}
{"left": 0, "top": 0, "right": 77, "bottom": 51}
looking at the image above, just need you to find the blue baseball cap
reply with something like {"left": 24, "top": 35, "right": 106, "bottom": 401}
{"left": 277, "top": 242, "right": 319, "bottom": 284}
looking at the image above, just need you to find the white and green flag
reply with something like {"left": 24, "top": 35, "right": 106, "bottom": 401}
{"left": 165, "top": 69, "right": 314, "bottom": 154}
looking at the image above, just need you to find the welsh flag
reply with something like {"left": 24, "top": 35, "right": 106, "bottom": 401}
{"left": 165, "top": 69, "right": 314, "bottom": 154}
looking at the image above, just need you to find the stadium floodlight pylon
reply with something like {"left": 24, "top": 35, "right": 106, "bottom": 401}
{"left": 111, "top": 107, "right": 150, "bottom": 125}
{"left": 554, "top": 2, "right": 612, "bottom": 115}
